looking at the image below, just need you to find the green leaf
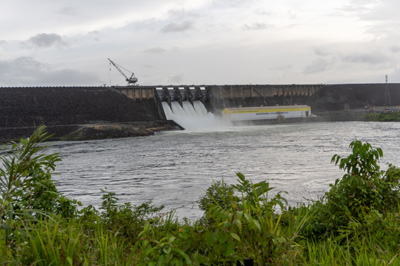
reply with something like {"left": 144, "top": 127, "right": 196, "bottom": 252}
{"left": 163, "top": 246, "right": 171, "bottom": 254}
{"left": 158, "top": 255, "right": 165, "bottom": 266}
{"left": 230, "top": 232, "right": 241, "bottom": 242}
{"left": 168, "top": 235, "right": 176, "bottom": 243}
{"left": 205, "top": 231, "right": 215, "bottom": 246}
{"left": 172, "top": 248, "right": 192, "bottom": 265}
{"left": 236, "top": 172, "right": 245, "bottom": 182}
{"left": 218, "top": 231, "right": 229, "bottom": 244}
{"left": 233, "top": 218, "right": 242, "bottom": 232}
{"left": 222, "top": 241, "right": 235, "bottom": 257}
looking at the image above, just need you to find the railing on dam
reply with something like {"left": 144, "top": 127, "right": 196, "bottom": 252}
{"left": 112, "top": 84, "right": 326, "bottom": 101}
{"left": 112, "top": 86, "right": 155, "bottom": 100}
{"left": 209, "top": 84, "right": 324, "bottom": 99}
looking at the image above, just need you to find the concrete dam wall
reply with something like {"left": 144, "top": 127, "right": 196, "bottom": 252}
{"left": 1, "top": 83, "right": 400, "bottom": 141}
{"left": 0, "top": 86, "right": 163, "bottom": 142}
{"left": 114, "top": 83, "right": 400, "bottom": 113}
{"left": 0, "top": 86, "right": 161, "bottom": 128}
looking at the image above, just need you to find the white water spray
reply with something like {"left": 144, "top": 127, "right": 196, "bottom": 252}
{"left": 161, "top": 100, "right": 231, "bottom": 130}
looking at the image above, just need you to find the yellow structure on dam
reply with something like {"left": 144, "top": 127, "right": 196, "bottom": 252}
{"left": 222, "top": 105, "right": 311, "bottom": 121}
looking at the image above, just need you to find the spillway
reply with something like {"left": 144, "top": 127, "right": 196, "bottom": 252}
{"left": 161, "top": 100, "right": 217, "bottom": 130}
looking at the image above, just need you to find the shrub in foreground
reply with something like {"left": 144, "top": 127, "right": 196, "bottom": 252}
{"left": 302, "top": 140, "right": 400, "bottom": 240}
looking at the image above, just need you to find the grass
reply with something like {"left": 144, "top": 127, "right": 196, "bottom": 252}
{"left": 364, "top": 111, "right": 400, "bottom": 121}
{"left": 3, "top": 187, "right": 400, "bottom": 265}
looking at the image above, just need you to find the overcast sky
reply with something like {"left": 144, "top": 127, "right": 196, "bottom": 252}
{"left": 1, "top": 0, "right": 399, "bottom": 86}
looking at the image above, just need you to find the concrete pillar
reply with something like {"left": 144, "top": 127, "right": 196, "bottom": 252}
{"left": 127, "top": 88, "right": 134, "bottom": 99}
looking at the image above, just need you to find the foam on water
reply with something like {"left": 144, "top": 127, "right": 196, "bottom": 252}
{"left": 161, "top": 100, "right": 232, "bottom": 130}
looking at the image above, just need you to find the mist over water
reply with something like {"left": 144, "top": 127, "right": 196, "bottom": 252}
{"left": 161, "top": 101, "right": 232, "bottom": 130}
{"left": 46, "top": 121, "right": 400, "bottom": 220}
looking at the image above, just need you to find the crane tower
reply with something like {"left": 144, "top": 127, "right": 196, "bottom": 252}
{"left": 108, "top": 58, "right": 138, "bottom": 85}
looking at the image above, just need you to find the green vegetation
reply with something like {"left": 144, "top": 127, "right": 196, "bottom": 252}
{"left": 364, "top": 111, "right": 400, "bottom": 121}
{"left": 2, "top": 126, "right": 400, "bottom": 265}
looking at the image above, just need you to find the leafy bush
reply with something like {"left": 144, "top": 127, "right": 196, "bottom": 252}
{"left": 199, "top": 179, "right": 234, "bottom": 213}
{"left": 303, "top": 140, "right": 400, "bottom": 238}
{"left": 199, "top": 173, "right": 301, "bottom": 265}
{"left": 0, "top": 126, "right": 79, "bottom": 220}
{"left": 99, "top": 189, "right": 164, "bottom": 243}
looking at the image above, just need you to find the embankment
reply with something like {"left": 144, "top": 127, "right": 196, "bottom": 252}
{"left": 0, "top": 86, "right": 178, "bottom": 142}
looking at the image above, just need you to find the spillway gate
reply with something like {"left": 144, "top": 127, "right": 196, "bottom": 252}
{"left": 112, "top": 84, "right": 326, "bottom": 120}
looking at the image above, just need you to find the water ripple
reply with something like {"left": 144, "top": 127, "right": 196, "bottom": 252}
{"left": 46, "top": 121, "right": 400, "bottom": 220}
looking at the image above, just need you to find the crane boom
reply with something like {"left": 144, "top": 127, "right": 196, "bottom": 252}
{"left": 108, "top": 58, "right": 138, "bottom": 85}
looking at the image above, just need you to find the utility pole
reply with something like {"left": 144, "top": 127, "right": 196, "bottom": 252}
{"left": 384, "top": 75, "right": 391, "bottom": 106}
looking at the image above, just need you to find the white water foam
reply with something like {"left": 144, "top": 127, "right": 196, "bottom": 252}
{"left": 161, "top": 100, "right": 231, "bottom": 130}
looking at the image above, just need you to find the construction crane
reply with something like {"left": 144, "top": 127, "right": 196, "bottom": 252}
{"left": 108, "top": 58, "right": 138, "bottom": 85}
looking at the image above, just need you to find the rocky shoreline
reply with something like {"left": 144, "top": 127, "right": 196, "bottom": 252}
{"left": 0, "top": 120, "right": 182, "bottom": 143}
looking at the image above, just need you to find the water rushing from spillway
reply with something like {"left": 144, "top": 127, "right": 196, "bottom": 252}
{"left": 46, "top": 121, "right": 400, "bottom": 220}
{"left": 161, "top": 100, "right": 230, "bottom": 130}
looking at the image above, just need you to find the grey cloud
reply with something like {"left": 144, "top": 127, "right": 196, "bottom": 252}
{"left": 125, "top": 18, "right": 159, "bottom": 32}
{"left": 340, "top": 53, "right": 388, "bottom": 64}
{"left": 271, "top": 65, "right": 293, "bottom": 71}
{"left": 167, "top": 8, "right": 200, "bottom": 20}
{"left": 336, "top": 1, "right": 400, "bottom": 41}
{"left": 58, "top": 6, "right": 78, "bottom": 16}
{"left": 27, "top": 33, "right": 67, "bottom": 48}
{"left": 390, "top": 46, "right": 400, "bottom": 53}
{"left": 337, "top": 2, "right": 372, "bottom": 13}
{"left": 314, "top": 47, "right": 331, "bottom": 57}
{"left": 143, "top": 47, "right": 167, "bottom": 54}
{"left": 168, "top": 8, "right": 187, "bottom": 17}
{"left": 338, "top": 0, "right": 400, "bottom": 21}
{"left": 212, "top": 0, "right": 255, "bottom": 8}
{"left": 270, "top": 65, "right": 293, "bottom": 79}
{"left": 256, "top": 10, "right": 274, "bottom": 16}
{"left": 161, "top": 21, "right": 194, "bottom": 33}
{"left": 0, "top": 57, "right": 100, "bottom": 86}
{"left": 168, "top": 74, "right": 184, "bottom": 84}
{"left": 5, "top": 56, "right": 42, "bottom": 70}
{"left": 41, "top": 69, "right": 100, "bottom": 85}
{"left": 243, "top": 23, "right": 270, "bottom": 31}
{"left": 392, "top": 67, "right": 400, "bottom": 81}
{"left": 303, "top": 59, "right": 331, "bottom": 74}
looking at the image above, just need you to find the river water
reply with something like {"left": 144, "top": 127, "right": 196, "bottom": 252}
{"left": 46, "top": 121, "right": 400, "bottom": 220}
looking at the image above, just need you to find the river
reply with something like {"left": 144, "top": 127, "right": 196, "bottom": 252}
{"left": 46, "top": 121, "right": 400, "bottom": 220}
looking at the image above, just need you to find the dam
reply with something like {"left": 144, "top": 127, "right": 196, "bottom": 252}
{"left": 113, "top": 83, "right": 400, "bottom": 120}
{"left": 1, "top": 83, "right": 400, "bottom": 141}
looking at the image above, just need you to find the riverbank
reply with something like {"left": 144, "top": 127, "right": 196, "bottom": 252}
{"left": 312, "top": 108, "right": 369, "bottom": 121}
{"left": 0, "top": 120, "right": 182, "bottom": 143}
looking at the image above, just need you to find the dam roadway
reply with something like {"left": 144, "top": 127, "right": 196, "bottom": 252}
{"left": 1, "top": 83, "right": 400, "bottom": 142}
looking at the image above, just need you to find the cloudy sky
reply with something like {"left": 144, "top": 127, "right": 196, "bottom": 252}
{"left": 1, "top": 0, "right": 399, "bottom": 86}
